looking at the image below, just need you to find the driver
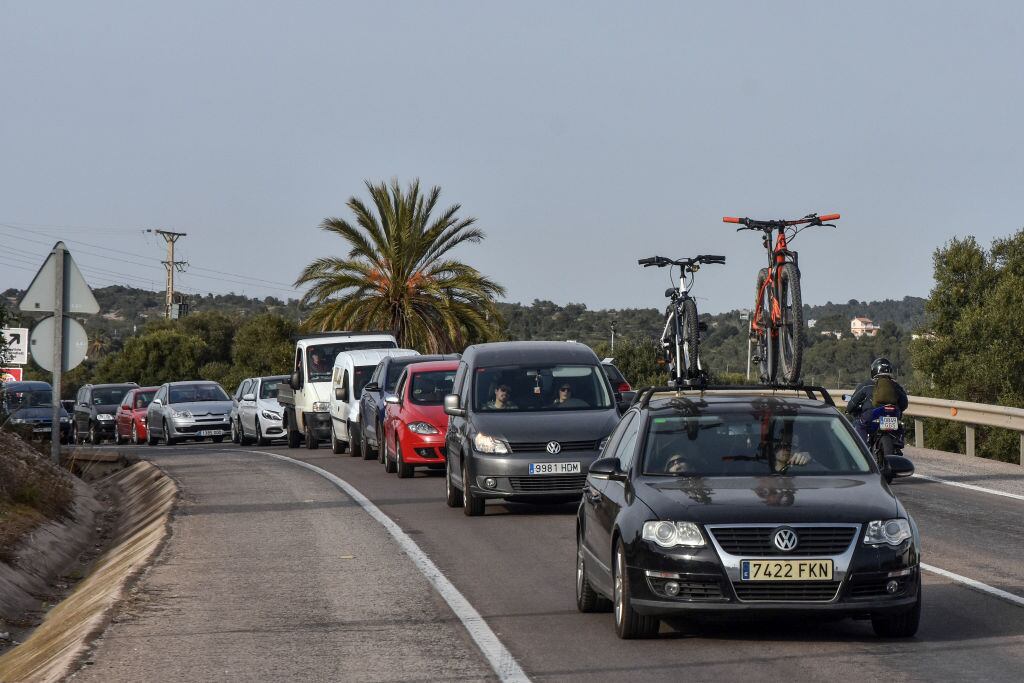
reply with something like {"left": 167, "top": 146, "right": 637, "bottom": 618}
{"left": 485, "top": 384, "right": 517, "bottom": 410}
{"left": 773, "top": 441, "right": 811, "bottom": 472}
{"left": 309, "top": 349, "right": 330, "bottom": 374}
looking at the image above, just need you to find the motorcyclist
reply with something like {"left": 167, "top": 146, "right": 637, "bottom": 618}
{"left": 846, "top": 357, "right": 908, "bottom": 442}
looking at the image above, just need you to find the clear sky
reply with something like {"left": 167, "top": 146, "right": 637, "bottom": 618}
{"left": 2, "top": 1, "right": 1022, "bottom": 314}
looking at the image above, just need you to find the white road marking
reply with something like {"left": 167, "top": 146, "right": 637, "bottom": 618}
{"left": 912, "top": 474, "right": 1024, "bottom": 502}
{"left": 922, "top": 563, "right": 1024, "bottom": 608}
{"left": 234, "top": 449, "right": 530, "bottom": 683}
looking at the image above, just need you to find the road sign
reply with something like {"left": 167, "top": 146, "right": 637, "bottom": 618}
{"left": 18, "top": 243, "right": 100, "bottom": 314}
{"left": 1, "top": 368, "right": 23, "bottom": 382}
{"left": 30, "top": 316, "right": 88, "bottom": 372}
{"left": 2, "top": 327, "right": 29, "bottom": 365}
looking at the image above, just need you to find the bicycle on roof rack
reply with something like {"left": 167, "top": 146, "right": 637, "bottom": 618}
{"left": 723, "top": 212, "right": 840, "bottom": 386}
{"left": 637, "top": 254, "right": 726, "bottom": 387}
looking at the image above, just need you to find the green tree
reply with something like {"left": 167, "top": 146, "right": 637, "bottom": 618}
{"left": 295, "top": 179, "right": 506, "bottom": 353}
{"left": 220, "top": 313, "right": 299, "bottom": 389}
{"left": 92, "top": 329, "right": 208, "bottom": 386}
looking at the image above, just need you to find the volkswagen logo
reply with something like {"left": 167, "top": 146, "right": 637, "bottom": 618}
{"left": 772, "top": 527, "right": 799, "bottom": 552}
{"left": 546, "top": 441, "right": 562, "bottom": 454}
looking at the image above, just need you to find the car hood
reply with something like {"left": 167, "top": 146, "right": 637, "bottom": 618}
{"left": 93, "top": 403, "right": 120, "bottom": 415}
{"left": 635, "top": 475, "right": 900, "bottom": 524}
{"left": 400, "top": 402, "right": 448, "bottom": 427}
{"left": 257, "top": 398, "right": 283, "bottom": 413}
{"left": 470, "top": 409, "right": 619, "bottom": 443}
{"left": 164, "top": 401, "right": 233, "bottom": 416}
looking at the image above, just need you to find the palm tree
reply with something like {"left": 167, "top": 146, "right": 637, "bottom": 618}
{"left": 295, "top": 179, "right": 506, "bottom": 353}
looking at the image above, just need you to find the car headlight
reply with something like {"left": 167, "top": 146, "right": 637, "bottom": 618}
{"left": 312, "top": 402, "right": 329, "bottom": 412}
{"left": 863, "top": 519, "right": 912, "bottom": 546}
{"left": 60, "top": 417, "right": 72, "bottom": 423}
{"left": 408, "top": 421, "right": 439, "bottom": 435}
{"left": 642, "top": 521, "right": 706, "bottom": 548}
{"left": 261, "top": 409, "right": 281, "bottom": 420}
{"left": 473, "top": 432, "right": 510, "bottom": 454}
{"left": 96, "top": 413, "right": 115, "bottom": 421}
{"left": 171, "top": 409, "right": 193, "bottom": 419}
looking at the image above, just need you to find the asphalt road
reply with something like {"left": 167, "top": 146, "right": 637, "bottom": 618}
{"left": 73, "top": 440, "right": 1024, "bottom": 682}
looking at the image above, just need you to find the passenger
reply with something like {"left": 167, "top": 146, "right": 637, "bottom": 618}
{"left": 485, "top": 384, "right": 517, "bottom": 410}
{"left": 552, "top": 383, "right": 587, "bottom": 408}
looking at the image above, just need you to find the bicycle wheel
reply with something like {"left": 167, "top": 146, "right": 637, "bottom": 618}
{"left": 661, "top": 307, "right": 681, "bottom": 384}
{"left": 778, "top": 263, "right": 804, "bottom": 384}
{"left": 754, "top": 268, "right": 777, "bottom": 384}
{"left": 680, "top": 299, "right": 700, "bottom": 378}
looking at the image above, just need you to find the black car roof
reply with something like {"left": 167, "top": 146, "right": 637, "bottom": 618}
{"left": 388, "top": 353, "right": 459, "bottom": 368}
{"left": 2, "top": 381, "right": 52, "bottom": 391}
{"left": 462, "top": 341, "right": 599, "bottom": 366}
{"left": 85, "top": 382, "right": 138, "bottom": 388}
{"left": 645, "top": 393, "right": 839, "bottom": 416}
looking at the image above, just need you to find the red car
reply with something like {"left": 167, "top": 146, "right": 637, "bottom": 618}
{"left": 382, "top": 360, "right": 458, "bottom": 478}
{"left": 115, "top": 386, "right": 158, "bottom": 445}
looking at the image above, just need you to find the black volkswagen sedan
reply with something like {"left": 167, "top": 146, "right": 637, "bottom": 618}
{"left": 576, "top": 388, "right": 920, "bottom": 639}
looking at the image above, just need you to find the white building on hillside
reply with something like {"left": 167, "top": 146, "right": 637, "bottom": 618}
{"left": 850, "top": 316, "right": 880, "bottom": 338}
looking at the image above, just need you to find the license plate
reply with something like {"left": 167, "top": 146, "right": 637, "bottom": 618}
{"left": 529, "top": 461, "right": 581, "bottom": 475}
{"left": 879, "top": 416, "right": 899, "bottom": 431}
{"left": 741, "top": 559, "right": 833, "bottom": 581}
{"left": 197, "top": 430, "right": 223, "bottom": 437}
{"left": 33, "top": 426, "right": 52, "bottom": 433}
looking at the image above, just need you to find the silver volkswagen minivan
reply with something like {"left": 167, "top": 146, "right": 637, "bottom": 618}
{"left": 443, "top": 341, "right": 621, "bottom": 516}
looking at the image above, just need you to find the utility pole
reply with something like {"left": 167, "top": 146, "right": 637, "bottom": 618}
{"left": 610, "top": 321, "right": 617, "bottom": 353}
{"left": 148, "top": 229, "right": 188, "bottom": 318}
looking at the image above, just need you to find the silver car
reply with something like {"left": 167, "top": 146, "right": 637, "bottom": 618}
{"left": 230, "top": 375, "right": 287, "bottom": 446}
{"left": 146, "top": 381, "right": 233, "bottom": 445}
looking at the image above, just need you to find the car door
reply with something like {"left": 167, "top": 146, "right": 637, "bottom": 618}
{"left": 75, "top": 387, "right": 89, "bottom": 433}
{"left": 592, "top": 411, "right": 642, "bottom": 577}
{"left": 240, "top": 379, "right": 257, "bottom": 433}
{"left": 384, "top": 369, "right": 409, "bottom": 456}
{"left": 582, "top": 411, "right": 636, "bottom": 583}
{"left": 150, "top": 386, "right": 166, "bottom": 436}
{"left": 445, "top": 362, "right": 470, "bottom": 486}
{"left": 361, "top": 362, "right": 384, "bottom": 446}
{"left": 116, "top": 392, "right": 133, "bottom": 437}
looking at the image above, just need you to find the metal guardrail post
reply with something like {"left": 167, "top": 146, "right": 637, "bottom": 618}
{"left": 1020, "top": 433, "right": 1023, "bottom": 466}
{"left": 915, "top": 419, "right": 924, "bottom": 448}
{"left": 966, "top": 425, "right": 976, "bottom": 458}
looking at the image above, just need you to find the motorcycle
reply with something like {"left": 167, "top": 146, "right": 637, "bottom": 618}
{"left": 865, "top": 404, "right": 905, "bottom": 483}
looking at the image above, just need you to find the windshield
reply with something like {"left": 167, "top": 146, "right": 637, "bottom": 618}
{"left": 307, "top": 341, "right": 397, "bottom": 382}
{"left": 260, "top": 380, "right": 282, "bottom": 400}
{"left": 4, "top": 389, "right": 53, "bottom": 409}
{"left": 385, "top": 361, "right": 417, "bottom": 391}
{"left": 168, "top": 384, "right": 229, "bottom": 404}
{"left": 472, "top": 364, "right": 613, "bottom": 412}
{"left": 134, "top": 391, "right": 156, "bottom": 409}
{"left": 93, "top": 387, "right": 130, "bottom": 405}
{"left": 410, "top": 369, "right": 457, "bottom": 405}
{"left": 642, "top": 411, "right": 872, "bottom": 476}
{"left": 352, "top": 365, "right": 375, "bottom": 399}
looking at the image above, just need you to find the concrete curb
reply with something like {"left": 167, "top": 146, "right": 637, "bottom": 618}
{"left": 0, "top": 462, "right": 177, "bottom": 683}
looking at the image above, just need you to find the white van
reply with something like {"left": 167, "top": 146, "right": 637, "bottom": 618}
{"left": 329, "top": 348, "right": 418, "bottom": 455}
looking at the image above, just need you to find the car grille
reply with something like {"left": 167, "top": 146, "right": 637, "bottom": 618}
{"left": 709, "top": 526, "right": 857, "bottom": 556}
{"left": 509, "top": 474, "right": 587, "bottom": 492}
{"left": 647, "top": 575, "right": 727, "bottom": 601}
{"left": 175, "top": 422, "right": 229, "bottom": 434}
{"left": 508, "top": 440, "right": 599, "bottom": 453}
{"left": 733, "top": 581, "right": 841, "bottom": 602}
{"left": 847, "top": 574, "right": 912, "bottom": 599}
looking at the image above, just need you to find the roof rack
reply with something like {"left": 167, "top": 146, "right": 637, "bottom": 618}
{"left": 290, "top": 330, "right": 394, "bottom": 341}
{"left": 633, "top": 383, "right": 835, "bottom": 409}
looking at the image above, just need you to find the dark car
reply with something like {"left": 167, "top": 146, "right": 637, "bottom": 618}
{"left": 1, "top": 380, "right": 73, "bottom": 442}
{"left": 73, "top": 382, "right": 138, "bottom": 444}
{"left": 602, "top": 360, "right": 635, "bottom": 406}
{"left": 358, "top": 351, "right": 458, "bottom": 462}
{"left": 575, "top": 386, "right": 920, "bottom": 639}
{"left": 443, "top": 342, "right": 621, "bottom": 516}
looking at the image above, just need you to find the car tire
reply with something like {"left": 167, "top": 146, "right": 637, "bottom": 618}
{"left": 462, "top": 461, "right": 485, "bottom": 516}
{"left": 231, "top": 419, "right": 240, "bottom": 444}
{"left": 331, "top": 423, "right": 346, "bottom": 454}
{"left": 383, "top": 437, "right": 398, "bottom": 473}
{"left": 256, "top": 418, "right": 269, "bottom": 446}
{"left": 361, "top": 427, "right": 375, "bottom": 461}
{"left": 286, "top": 414, "right": 301, "bottom": 449}
{"left": 212, "top": 435, "right": 225, "bottom": 443}
{"left": 115, "top": 429, "right": 126, "bottom": 445}
{"left": 147, "top": 422, "right": 158, "bottom": 446}
{"left": 577, "top": 534, "right": 612, "bottom": 613}
{"left": 376, "top": 421, "right": 386, "bottom": 464}
{"left": 613, "top": 541, "right": 659, "bottom": 639}
{"left": 445, "top": 457, "right": 463, "bottom": 508}
{"left": 89, "top": 421, "right": 101, "bottom": 445}
{"left": 132, "top": 422, "right": 140, "bottom": 445}
{"left": 349, "top": 422, "right": 363, "bottom": 458}
{"left": 164, "top": 420, "right": 178, "bottom": 446}
{"left": 872, "top": 581, "right": 921, "bottom": 638}
{"left": 305, "top": 423, "right": 319, "bottom": 449}
{"left": 396, "top": 438, "right": 413, "bottom": 478}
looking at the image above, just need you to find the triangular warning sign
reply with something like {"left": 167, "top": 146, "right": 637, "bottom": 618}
{"left": 18, "top": 242, "right": 100, "bottom": 314}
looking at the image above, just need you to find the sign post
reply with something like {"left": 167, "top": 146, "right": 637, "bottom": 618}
{"left": 18, "top": 242, "right": 99, "bottom": 464}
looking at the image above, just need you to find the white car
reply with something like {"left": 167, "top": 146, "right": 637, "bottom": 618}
{"left": 231, "top": 375, "right": 288, "bottom": 446}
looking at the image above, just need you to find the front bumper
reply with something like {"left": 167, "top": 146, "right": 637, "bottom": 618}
{"left": 468, "top": 450, "right": 601, "bottom": 501}
{"left": 170, "top": 417, "right": 230, "bottom": 438}
{"left": 93, "top": 418, "right": 117, "bottom": 435}
{"left": 305, "top": 411, "right": 332, "bottom": 440}
{"left": 400, "top": 431, "right": 447, "bottom": 465}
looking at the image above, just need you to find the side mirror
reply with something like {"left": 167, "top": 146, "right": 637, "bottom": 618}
{"left": 152, "top": 398, "right": 162, "bottom": 406}
{"left": 384, "top": 395, "right": 400, "bottom": 405}
{"left": 335, "top": 388, "right": 345, "bottom": 401}
{"left": 363, "top": 382, "right": 380, "bottom": 393}
{"left": 444, "top": 394, "right": 466, "bottom": 417}
{"left": 589, "top": 457, "right": 627, "bottom": 482}
{"left": 841, "top": 394, "right": 851, "bottom": 401}
{"left": 290, "top": 371, "right": 301, "bottom": 389}
{"left": 886, "top": 455, "right": 915, "bottom": 478}
{"left": 242, "top": 393, "right": 255, "bottom": 402}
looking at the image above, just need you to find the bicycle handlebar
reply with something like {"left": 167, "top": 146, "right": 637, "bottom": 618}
{"left": 722, "top": 213, "right": 841, "bottom": 231}
{"left": 638, "top": 254, "right": 726, "bottom": 268}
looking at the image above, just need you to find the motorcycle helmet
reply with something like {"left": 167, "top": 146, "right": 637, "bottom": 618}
{"left": 871, "top": 357, "right": 894, "bottom": 378}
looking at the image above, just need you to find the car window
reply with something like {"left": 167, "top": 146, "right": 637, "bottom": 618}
{"left": 169, "top": 384, "right": 229, "bottom": 404}
{"left": 409, "top": 369, "right": 457, "bottom": 405}
{"left": 603, "top": 364, "right": 626, "bottom": 384}
{"left": 120, "top": 393, "right": 132, "bottom": 409}
{"left": 472, "top": 364, "right": 613, "bottom": 412}
{"left": 135, "top": 391, "right": 155, "bottom": 409}
{"left": 92, "top": 387, "right": 130, "bottom": 405}
{"left": 610, "top": 413, "right": 641, "bottom": 470}
{"left": 600, "top": 411, "right": 636, "bottom": 460}
{"left": 393, "top": 369, "right": 409, "bottom": 400}
{"left": 641, "top": 411, "right": 872, "bottom": 476}
{"left": 260, "top": 380, "right": 281, "bottom": 400}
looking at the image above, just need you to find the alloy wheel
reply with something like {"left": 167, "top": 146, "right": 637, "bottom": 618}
{"left": 132, "top": 422, "right": 138, "bottom": 445}
{"left": 614, "top": 548, "right": 624, "bottom": 627}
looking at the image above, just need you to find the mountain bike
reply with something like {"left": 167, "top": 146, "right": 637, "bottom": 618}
{"left": 723, "top": 212, "right": 840, "bottom": 385}
{"left": 638, "top": 254, "right": 726, "bottom": 385}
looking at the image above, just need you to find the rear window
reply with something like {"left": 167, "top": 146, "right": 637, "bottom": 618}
{"left": 409, "top": 370, "right": 457, "bottom": 405}
{"left": 642, "top": 412, "right": 871, "bottom": 476}
{"left": 603, "top": 364, "right": 626, "bottom": 384}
